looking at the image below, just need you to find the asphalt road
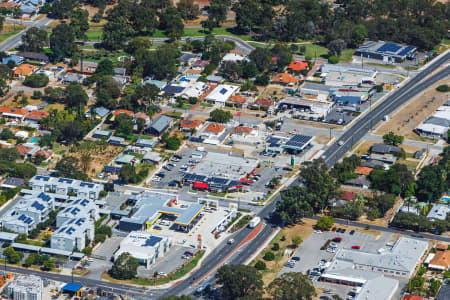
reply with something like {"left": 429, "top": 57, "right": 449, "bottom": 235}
{"left": 0, "top": 17, "right": 52, "bottom": 52}
{"left": 323, "top": 51, "right": 450, "bottom": 167}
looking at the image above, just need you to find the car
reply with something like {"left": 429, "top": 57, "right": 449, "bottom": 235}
{"left": 158, "top": 272, "right": 167, "bottom": 277}
{"left": 330, "top": 242, "right": 338, "bottom": 247}
{"left": 156, "top": 172, "right": 165, "bottom": 178}
{"left": 310, "top": 271, "right": 321, "bottom": 276}
{"left": 164, "top": 165, "right": 172, "bottom": 171}
{"left": 168, "top": 180, "right": 178, "bottom": 187}
{"left": 332, "top": 227, "right": 336, "bottom": 232}
{"left": 152, "top": 177, "right": 161, "bottom": 182}
{"left": 285, "top": 262, "right": 295, "bottom": 268}
{"left": 332, "top": 237, "right": 342, "bottom": 242}
{"left": 341, "top": 229, "right": 346, "bottom": 233}
{"left": 291, "top": 256, "right": 300, "bottom": 261}
{"left": 174, "top": 154, "right": 182, "bottom": 159}
{"left": 338, "top": 140, "right": 344, "bottom": 146}
{"left": 168, "top": 163, "right": 176, "bottom": 167}
{"left": 315, "top": 230, "right": 322, "bottom": 234}
{"left": 153, "top": 226, "right": 162, "bottom": 230}
{"left": 350, "top": 230, "right": 355, "bottom": 235}
{"left": 336, "top": 228, "right": 342, "bottom": 233}
{"left": 351, "top": 245, "right": 360, "bottom": 250}
{"left": 228, "top": 239, "right": 235, "bottom": 244}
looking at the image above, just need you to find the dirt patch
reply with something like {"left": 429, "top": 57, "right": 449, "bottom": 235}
{"left": 66, "top": 145, "right": 124, "bottom": 178}
{"left": 375, "top": 79, "right": 450, "bottom": 141}
{"left": 315, "top": 134, "right": 331, "bottom": 145}
{"left": 1, "top": 91, "right": 42, "bottom": 107}
{"left": 259, "top": 85, "right": 288, "bottom": 101}
{"left": 250, "top": 219, "right": 316, "bottom": 288}
{"left": 350, "top": 139, "right": 377, "bottom": 156}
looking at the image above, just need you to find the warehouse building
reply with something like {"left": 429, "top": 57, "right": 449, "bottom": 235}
{"left": 28, "top": 175, "right": 104, "bottom": 199}
{"left": 279, "top": 96, "right": 333, "bottom": 119}
{"left": 416, "top": 105, "right": 450, "bottom": 140}
{"left": 114, "top": 231, "right": 172, "bottom": 268}
{"left": 51, "top": 217, "right": 95, "bottom": 251}
{"left": 354, "top": 41, "right": 416, "bottom": 63}
{"left": 6, "top": 275, "right": 43, "bottom": 300}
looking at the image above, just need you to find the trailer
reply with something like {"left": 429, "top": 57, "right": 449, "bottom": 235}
{"left": 249, "top": 216, "right": 261, "bottom": 228}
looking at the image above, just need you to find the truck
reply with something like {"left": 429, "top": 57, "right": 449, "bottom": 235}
{"left": 249, "top": 216, "right": 261, "bottom": 228}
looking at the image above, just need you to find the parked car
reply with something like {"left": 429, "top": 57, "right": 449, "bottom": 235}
{"left": 332, "top": 227, "right": 337, "bottom": 232}
{"left": 351, "top": 245, "right": 360, "bottom": 250}
{"left": 341, "top": 229, "right": 346, "bottom": 233}
{"left": 350, "top": 230, "right": 355, "bottom": 235}
{"left": 228, "top": 239, "right": 235, "bottom": 244}
{"left": 291, "top": 256, "right": 300, "bottom": 261}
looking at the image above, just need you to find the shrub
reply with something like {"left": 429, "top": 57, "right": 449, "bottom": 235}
{"left": 263, "top": 251, "right": 275, "bottom": 261}
{"left": 436, "top": 84, "right": 450, "bottom": 92}
{"left": 254, "top": 260, "right": 266, "bottom": 270}
{"left": 328, "top": 56, "right": 339, "bottom": 64}
{"left": 272, "top": 242, "right": 280, "bottom": 251}
{"left": 23, "top": 74, "right": 49, "bottom": 88}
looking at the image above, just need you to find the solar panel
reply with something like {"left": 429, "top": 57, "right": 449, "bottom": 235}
{"left": 219, "top": 88, "right": 228, "bottom": 95}
{"left": 377, "top": 43, "right": 401, "bottom": 53}
{"left": 144, "top": 236, "right": 162, "bottom": 247}
{"left": 398, "top": 46, "right": 415, "bottom": 56}
{"left": 285, "top": 134, "right": 313, "bottom": 148}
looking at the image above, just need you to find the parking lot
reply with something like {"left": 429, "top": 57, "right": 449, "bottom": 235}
{"left": 280, "top": 226, "right": 399, "bottom": 299}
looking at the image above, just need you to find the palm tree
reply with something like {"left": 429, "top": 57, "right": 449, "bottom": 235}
{"left": 80, "top": 151, "right": 92, "bottom": 173}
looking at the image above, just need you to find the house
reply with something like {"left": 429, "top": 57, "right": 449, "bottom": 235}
{"left": 14, "top": 64, "right": 36, "bottom": 79}
{"left": 288, "top": 60, "right": 308, "bottom": 73}
{"left": 114, "top": 67, "right": 126, "bottom": 76}
{"left": 371, "top": 143, "right": 402, "bottom": 154}
{"left": 135, "top": 139, "right": 158, "bottom": 149}
{"left": 204, "top": 123, "right": 226, "bottom": 137}
{"left": 162, "top": 84, "right": 185, "bottom": 96}
{"left": 33, "top": 150, "right": 53, "bottom": 162}
{"left": 192, "top": 60, "right": 210, "bottom": 69}
{"left": 206, "top": 75, "right": 224, "bottom": 83}
{"left": 181, "top": 82, "right": 208, "bottom": 99}
{"left": 1, "top": 177, "right": 25, "bottom": 189}
{"left": 427, "top": 204, "right": 450, "bottom": 221}
{"left": 398, "top": 206, "right": 420, "bottom": 215}
{"left": 112, "top": 75, "right": 129, "bottom": 87}
{"left": 416, "top": 106, "right": 450, "bottom": 139}
{"left": 428, "top": 249, "right": 450, "bottom": 271}
{"left": 355, "top": 166, "right": 373, "bottom": 176}
{"left": 93, "top": 130, "right": 112, "bottom": 139}
{"left": 115, "top": 154, "right": 137, "bottom": 165}
{"left": 232, "top": 126, "right": 257, "bottom": 137}
{"left": 222, "top": 53, "right": 249, "bottom": 63}
{"left": 134, "top": 112, "right": 150, "bottom": 125}
{"left": 368, "top": 153, "right": 397, "bottom": 165}
{"left": 113, "top": 109, "right": 133, "bottom": 117}
{"left": 254, "top": 98, "right": 274, "bottom": 110}
{"left": 24, "top": 110, "right": 49, "bottom": 123}
{"left": 272, "top": 73, "right": 301, "bottom": 86}
{"left": 227, "top": 95, "right": 248, "bottom": 108}
{"left": 142, "top": 151, "right": 162, "bottom": 165}
{"left": 204, "top": 84, "right": 240, "bottom": 106}
{"left": 2, "top": 55, "right": 23, "bottom": 66}
{"left": 180, "top": 120, "right": 203, "bottom": 132}
{"left": 0, "top": 106, "right": 29, "bottom": 120}
{"left": 94, "top": 107, "right": 110, "bottom": 118}
{"left": 108, "top": 136, "right": 125, "bottom": 146}
{"left": 143, "top": 79, "right": 166, "bottom": 90}
{"left": 18, "top": 52, "right": 49, "bottom": 64}
{"left": 16, "top": 144, "right": 35, "bottom": 157}
{"left": 346, "top": 175, "right": 370, "bottom": 189}
{"left": 61, "top": 73, "right": 84, "bottom": 84}
{"left": 146, "top": 115, "right": 174, "bottom": 136}
{"left": 51, "top": 218, "right": 94, "bottom": 251}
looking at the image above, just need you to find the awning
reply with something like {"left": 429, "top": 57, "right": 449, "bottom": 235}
{"left": 193, "top": 182, "right": 208, "bottom": 189}
{"left": 62, "top": 283, "right": 83, "bottom": 293}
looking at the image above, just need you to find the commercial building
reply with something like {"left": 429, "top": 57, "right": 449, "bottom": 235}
{"left": 320, "top": 64, "right": 377, "bottom": 86}
{"left": 204, "top": 84, "right": 240, "bottom": 106}
{"left": 114, "top": 231, "right": 172, "bottom": 268}
{"left": 51, "top": 217, "right": 95, "bottom": 251}
{"left": 282, "top": 134, "right": 314, "bottom": 154}
{"left": 416, "top": 105, "right": 450, "bottom": 139}
{"left": 279, "top": 96, "right": 333, "bottom": 119}
{"left": 354, "top": 41, "right": 416, "bottom": 63}
{"left": 6, "top": 275, "right": 43, "bottom": 300}
{"left": 56, "top": 198, "right": 99, "bottom": 227}
{"left": 28, "top": 175, "right": 104, "bottom": 200}
{"left": 118, "top": 191, "right": 204, "bottom": 232}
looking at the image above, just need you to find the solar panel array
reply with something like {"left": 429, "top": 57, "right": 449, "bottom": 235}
{"left": 183, "top": 173, "right": 207, "bottom": 183}
{"left": 377, "top": 43, "right": 402, "bottom": 53}
{"left": 398, "top": 46, "right": 415, "bottom": 56}
{"left": 35, "top": 175, "right": 50, "bottom": 181}
{"left": 144, "top": 236, "right": 163, "bottom": 247}
{"left": 285, "top": 134, "right": 313, "bottom": 149}
{"left": 58, "top": 178, "right": 73, "bottom": 184}
{"left": 18, "top": 214, "right": 33, "bottom": 224}
{"left": 80, "top": 199, "right": 89, "bottom": 207}
{"left": 38, "top": 192, "right": 51, "bottom": 202}
{"left": 80, "top": 182, "right": 94, "bottom": 188}
{"left": 219, "top": 88, "right": 228, "bottom": 95}
{"left": 31, "top": 201, "right": 45, "bottom": 211}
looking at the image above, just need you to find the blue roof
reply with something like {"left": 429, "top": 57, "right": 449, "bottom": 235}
{"left": 95, "top": 106, "right": 110, "bottom": 117}
{"left": 2, "top": 55, "right": 22, "bottom": 65}
{"left": 62, "top": 283, "right": 83, "bottom": 293}
{"left": 144, "top": 236, "right": 163, "bottom": 247}
{"left": 162, "top": 84, "right": 185, "bottom": 95}
{"left": 103, "top": 166, "right": 121, "bottom": 173}
{"left": 377, "top": 42, "right": 402, "bottom": 53}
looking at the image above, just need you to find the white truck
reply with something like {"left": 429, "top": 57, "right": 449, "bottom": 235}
{"left": 249, "top": 216, "right": 261, "bottom": 228}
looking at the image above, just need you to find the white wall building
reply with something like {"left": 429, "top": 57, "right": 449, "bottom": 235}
{"left": 56, "top": 198, "right": 99, "bottom": 227}
{"left": 114, "top": 231, "right": 172, "bottom": 268}
{"left": 51, "top": 217, "right": 95, "bottom": 252}
{"left": 7, "top": 275, "right": 43, "bottom": 300}
{"left": 28, "top": 175, "right": 104, "bottom": 199}
{"left": 204, "top": 84, "right": 240, "bottom": 106}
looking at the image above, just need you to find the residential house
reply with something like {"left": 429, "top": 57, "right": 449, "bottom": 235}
{"left": 204, "top": 123, "right": 226, "bottom": 137}
{"left": 181, "top": 82, "right": 208, "bottom": 99}
{"left": 143, "top": 79, "right": 166, "bottom": 90}
{"left": 1, "top": 177, "right": 25, "bottom": 189}
{"left": 345, "top": 175, "right": 370, "bottom": 189}
{"left": 206, "top": 75, "right": 224, "bottom": 84}
{"left": 14, "top": 64, "right": 36, "bottom": 79}
{"left": 253, "top": 98, "right": 274, "bottom": 110}
{"left": 368, "top": 153, "right": 397, "bottom": 165}
{"left": 231, "top": 126, "right": 257, "bottom": 137}
{"left": 2, "top": 55, "right": 23, "bottom": 66}
{"left": 16, "top": 144, "right": 38, "bottom": 157}
{"left": 94, "top": 107, "right": 110, "bottom": 118}
{"left": 24, "top": 110, "right": 49, "bottom": 124}
{"left": 60, "top": 73, "right": 84, "bottom": 85}
{"left": 162, "top": 84, "right": 185, "bottom": 97}
{"left": 0, "top": 106, "right": 29, "bottom": 120}
{"left": 204, "top": 84, "right": 240, "bottom": 106}
{"left": 93, "top": 130, "right": 112, "bottom": 139}
{"left": 227, "top": 95, "right": 248, "bottom": 108}
{"left": 287, "top": 60, "right": 308, "bottom": 73}
{"left": 18, "top": 52, "right": 49, "bottom": 64}
{"left": 355, "top": 166, "right": 373, "bottom": 176}
{"left": 112, "top": 109, "right": 133, "bottom": 122}
{"left": 371, "top": 143, "right": 402, "bottom": 155}
{"left": 222, "top": 53, "right": 249, "bottom": 63}
{"left": 272, "top": 73, "right": 301, "bottom": 86}
{"left": 428, "top": 248, "right": 450, "bottom": 271}
{"left": 114, "top": 67, "right": 126, "bottom": 76}
{"left": 427, "top": 204, "right": 450, "bottom": 221}
{"left": 142, "top": 151, "right": 162, "bottom": 165}
{"left": 33, "top": 150, "right": 53, "bottom": 162}
{"left": 180, "top": 120, "right": 203, "bottom": 132}
{"left": 135, "top": 139, "right": 158, "bottom": 149}
{"left": 146, "top": 115, "right": 174, "bottom": 136}
{"left": 402, "top": 296, "right": 429, "bottom": 300}
{"left": 108, "top": 136, "right": 125, "bottom": 146}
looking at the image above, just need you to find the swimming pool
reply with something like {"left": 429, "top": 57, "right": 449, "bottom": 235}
{"left": 28, "top": 138, "right": 39, "bottom": 143}
{"left": 441, "top": 196, "right": 450, "bottom": 202}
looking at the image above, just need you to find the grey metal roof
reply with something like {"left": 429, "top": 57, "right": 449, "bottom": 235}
{"left": 3, "top": 177, "right": 25, "bottom": 186}
{"left": 149, "top": 115, "right": 173, "bottom": 134}
{"left": 71, "top": 252, "right": 85, "bottom": 259}
{"left": 424, "top": 116, "right": 450, "bottom": 127}
{"left": 40, "top": 247, "right": 72, "bottom": 256}
{"left": 11, "top": 242, "right": 41, "bottom": 252}
{"left": 0, "top": 232, "right": 18, "bottom": 241}
{"left": 108, "top": 136, "right": 125, "bottom": 143}
{"left": 206, "top": 75, "right": 224, "bottom": 82}
{"left": 437, "top": 284, "right": 450, "bottom": 300}
{"left": 173, "top": 203, "right": 204, "bottom": 225}
{"left": 95, "top": 107, "right": 110, "bottom": 118}
{"left": 136, "top": 139, "right": 158, "bottom": 148}
{"left": 93, "top": 130, "right": 112, "bottom": 137}
{"left": 371, "top": 143, "right": 401, "bottom": 154}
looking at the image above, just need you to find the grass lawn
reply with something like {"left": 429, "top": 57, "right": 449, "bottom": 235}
{"left": 0, "top": 26, "right": 26, "bottom": 43}
{"left": 85, "top": 31, "right": 103, "bottom": 41}
{"left": 339, "top": 48, "right": 355, "bottom": 62}
{"left": 301, "top": 44, "right": 329, "bottom": 59}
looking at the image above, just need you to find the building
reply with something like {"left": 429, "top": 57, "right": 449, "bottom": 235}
{"left": 279, "top": 96, "right": 333, "bottom": 119}
{"left": 402, "top": 295, "right": 429, "bottom": 300}
{"left": 272, "top": 73, "right": 301, "bottom": 86}
{"left": 282, "top": 134, "right": 314, "bottom": 154}
{"left": 227, "top": 95, "right": 248, "bottom": 108}
{"left": 94, "top": 107, "right": 110, "bottom": 118}
{"left": 231, "top": 126, "right": 257, "bottom": 137}
{"left": 204, "top": 84, "right": 240, "bottom": 106}
{"left": 24, "top": 110, "right": 49, "bottom": 123}
{"left": 181, "top": 82, "right": 208, "bottom": 99}
{"left": 2, "top": 54, "right": 23, "bottom": 65}
{"left": 371, "top": 143, "right": 402, "bottom": 154}
{"left": 13, "top": 63, "right": 36, "bottom": 79}
{"left": 428, "top": 248, "right": 450, "bottom": 271}
{"left": 320, "top": 65, "right": 377, "bottom": 86}
{"left": 427, "top": 204, "right": 450, "bottom": 221}
{"left": 222, "top": 53, "right": 249, "bottom": 63}
{"left": 416, "top": 106, "right": 450, "bottom": 139}
{"left": 354, "top": 41, "right": 416, "bottom": 63}
{"left": 2, "top": 177, "right": 25, "bottom": 189}
{"left": 135, "top": 138, "right": 158, "bottom": 149}
{"left": 142, "top": 151, "right": 162, "bottom": 165}
{"left": 93, "top": 130, "right": 112, "bottom": 139}
{"left": 114, "top": 231, "right": 172, "bottom": 268}
{"left": 143, "top": 79, "right": 166, "bottom": 90}
{"left": 61, "top": 73, "right": 84, "bottom": 84}
{"left": 180, "top": 120, "right": 203, "bottom": 132}
{"left": 118, "top": 191, "right": 204, "bottom": 233}
{"left": 146, "top": 115, "right": 174, "bottom": 136}
{"left": 28, "top": 175, "right": 104, "bottom": 200}
{"left": 108, "top": 136, "right": 125, "bottom": 146}
{"left": 355, "top": 166, "right": 373, "bottom": 176}
{"left": 18, "top": 52, "right": 49, "bottom": 64}
{"left": 51, "top": 217, "right": 95, "bottom": 251}
{"left": 56, "top": 198, "right": 99, "bottom": 227}
{"left": 204, "top": 123, "right": 226, "bottom": 137}
{"left": 6, "top": 275, "right": 43, "bottom": 300}
{"left": 287, "top": 60, "right": 308, "bottom": 73}
{"left": 0, "top": 106, "right": 29, "bottom": 120}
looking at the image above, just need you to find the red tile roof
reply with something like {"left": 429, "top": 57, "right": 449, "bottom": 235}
{"left": 25, "top": 110, "right": 49, "bottom": 121}
{"left": 205, "top": 123, "right": 225, "bottom": 133}
{"left": 341, "top": 191, "right": 356, "bottom": 201}
{"left": 229, "top": 95, "right": 247, "bottom": 104}
{"left": 180, "top": 120, "right": 202, "bottom": 129}
{"left": 113, "top": 109, "right": 133, "bottom": 116}
{"left": 16, "top": 144, "right": 33, "bottom": 156}
{"left": 272, "top": 73, "right": 300, "bottom": 84}
{"left": 355, "top": 166, "right": 373, "bottom": 175}
{"left": 232, "top": 126, "right": 253, "bottom": 134}
{"left": 402, "top": 295, "right": 429, "bottom": 300}
{"left": 14, "top": 64, "right": 36, "bottom": 76}
{"left": 288, "top": 60, "right": 308, "bottom": 71}
{"left": 0, "top": 106, "right": 29, "bottom": 116}
{"left": 134, "top": 112, "right": 149, "bottom": 120}
{"left": 429, "top": 250, "right": 450, "bottom": 268}
{"left": 33, "top": 150, "right": 52, "bottom": 159}
{"left": 256, "top": 98, "right": 273, "bottom": 108}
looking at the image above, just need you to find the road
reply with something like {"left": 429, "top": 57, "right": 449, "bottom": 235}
{"left": 322, "top": 51, "right": 450, "bottom": 167}
{"left": 0, "top": 16, "right": 52, "bottom": 52}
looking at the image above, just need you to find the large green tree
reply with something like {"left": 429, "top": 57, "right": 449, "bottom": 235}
{"left": 50, "top": 23, "right": 76, "bottom": 61}
{"left": 216, "top": 264, "right": 263, "bottom": 300}
{"left": 110, "top": 252, "right": 139, "bottom": 280}
{"left": 159, "top": 6, "right": 184, "bottom": 40}
{"left": 22, "top": 27, "right": 48, "bottom": 52}
{"left": 267, "top": 272, "right": 316, "bottom": 300}
{"left": 70, "top": 8, "right": 90, "bottom": 40}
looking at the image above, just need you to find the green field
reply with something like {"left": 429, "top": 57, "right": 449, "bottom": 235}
{"left": 85, "top": 31, "right": 103, "bottom": 41}
{"left": 0, "top": 30, "right": 23, "bottom": 43}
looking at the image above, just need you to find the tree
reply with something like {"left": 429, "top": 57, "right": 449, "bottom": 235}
{"left": 115, "top": 114, "right": 134, "bottom": 136}
{"left": 23, "top": 253, "right": 36, "bottom": 267}
{"left": 55, "top": 156, "right": 80, "bottom": 177}
{"left": 0, "top": 128, "right": 14, "bottom": 140}
{"left": 416, "top": 165, "right": 446, "bottom": 202}
{"left": 328, "top": 56, "right": 339, "bottom": 64}
{"left": 119, "top": 164, "right": 137, "bottom": 184}
{"left": 50, "top": 23, "right": 76, "bottom": 61}
{"left": 382, "top": 131, "right": 404, "bottom": 146}
{"left": 216, "top": 264, "right": 263, "bottom": 300}
{"left": 13, "top": 163, "right": 37, "bottom": 179}
{"left": 65, "top": 82, "right": 88, "bottom": 111}
{"left": 327, "top": 39, "right": 346, "bottom": 56}
{"left": 166, "top": 136, "right": 181, "bottom": 150}
{"left": 316, "top": 216, "right": 334, "bottom": 231}
{"left": 234, "top": 0, "right": 260, "bottom": 33}
{"left": 49, "top": 0, "right": 76, "bottom": 19}
{"left": 136, "top": 118, "right": 146, "bottom": 133}
{"left": 80, "top": 151, "right": 92, "bottom": 173}
{"left": 177, "top": 0, "right": 200, "bottom": 20}
{"left": 143, "top": 44, "right": 179, "bottom": 80}
{"left": 70, "top": 8, "right": 89, "bottom": 40}
{"left": 42, "top": 259, "right": 55, "bottom": 271}
{"left": 110, "top": 252, "right": 139, "bottom": 280}
{"left": 0, "top": 148, "right": 20, "bottom": 161}
{"left": 102, "top": 17, "right": 135, "bottom": 50}
{"left": 267, "top": 272, "right": 316, "bottom": 300}
{"left": 292, "top": 236, "right": 302, "bottom": 248}
{"left": 249, "top": 48, "right": 270, "bottom": 72}
{"left": 436, "top": 84, "right": 450, "bottom": 93}
{"left": 210, "top": 109, "right": 233, "bottom": 123}
{"left": 254, "top": 260, "right": 266, "bottom": 270}
{"left": 95, "top": 59, "right": 115, "bottom": 77}
{"left": 263, "top": 251, "right": 275, "bottom": 261}
{"left": 206, "top": 0, "right": 229, "bottom": 28}
{"left": 33, "top": 153, "right": 46, "bottom": 165}
{"left": 22, "top": 27, "right": 48, "bottom": 52}
{"left": 23, "top": 74, "right": 49, "bottom": 88}
{"left": 351, "top": 24, "right": 367, "bottom": 48}
{"left": 158, "top": 6, "right": 184, "bottom": 40}
{"left": 127, "top": 37, "right": 152, "bottom": 55}
{"left": 3, "top": 247, "right": 23, "bottom": 264}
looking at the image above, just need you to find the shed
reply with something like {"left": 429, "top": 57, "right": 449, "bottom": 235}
{"left": 62, "top": 283, "right": 83, "bottom": 294}
{"left": 2, "top": 177, "right": 25, "bottom": 188}
{"left": 135, "top": 139, "right": 158, "bottom": 148}
{"left": 146, "top": 115, "right": 173, "bottom": 136}
{"left": 93, "top": 130, "right": 112, "bottom": 139}
{"left": 115, "top": 154, "right": 135, "bottom": 165}
{"left": 95, "top": 107, "right": 110, "bottom": 118}
{"left": 0, "top": 232, "right": 18, "bottom": 242}
{"left": 108, "top": 136, "right": 125, "bottom": 145}
{"left": 142, "top": 151, "right": 162, "bottom": 164}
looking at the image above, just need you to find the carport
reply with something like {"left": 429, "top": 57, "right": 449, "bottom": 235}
{"left": 61, "top": 283, "right": 83, "bottom": 296}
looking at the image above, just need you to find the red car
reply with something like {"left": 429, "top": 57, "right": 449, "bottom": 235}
{"left": 332, "top": 227, "right": 337, "bottom": 232}
{"left": 333, "top": 237, "right": 342, "bottom": 242}
{"left": 352, "top": 245, "right": 360, "bottom": 250}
